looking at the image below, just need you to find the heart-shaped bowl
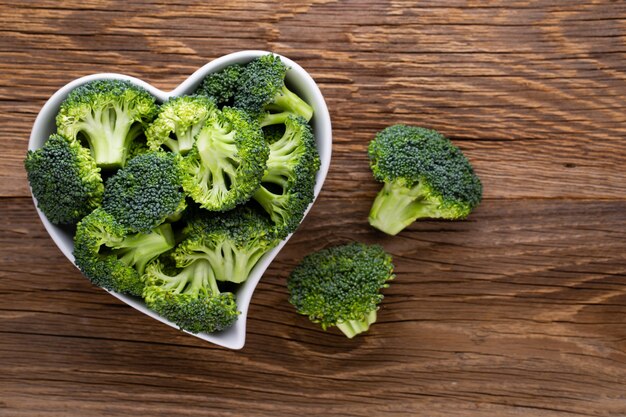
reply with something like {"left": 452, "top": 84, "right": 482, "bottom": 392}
{"left": 28, "top": 50, "right": 332, "bottom": 349}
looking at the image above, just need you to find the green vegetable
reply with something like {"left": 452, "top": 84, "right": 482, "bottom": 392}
{"left": 288, "top": 243, "right": 394, "bottom": 338}
{"left": 253, "top": 115, "right": 320, "bottom": 239}
{"left": 235, "top": 54, "right": 313, "bottom": 126}
{"left": 143, "top": 257, "right": 240, "bottom": 334}
{"left": 174, "top": 206, "right": 279, "bottom": 284}
{"left": 146, "top": 95, "right": 216, "bottom": 154}
{"left": 56, "top": 79, "right": 158, "bottom": 168}
{"left": 196, "top": 64, "right": 244, "bottom": 107}
{"left": 103, "top": 151, "right": 186, "bottom": 234}
{"left": 368, "top": 125, "right": 482, "bottom": 235}
{"left": 25, "top": 134, "right": 103, "bottom": 225}
{"left": 181, "top": 107, "right": 268, "bottom": 211}
{"left": 73, "top": 208, "right": 175, "bottom": 296}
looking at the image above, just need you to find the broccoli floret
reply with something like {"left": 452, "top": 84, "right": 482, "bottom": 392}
{"left": 25, "top": 134, "right": 103, "bottom": 225}
{"left": 146, "top": 95, "right": 216, "bottom": 154}
{"left": 181, "top": 107, "right": 268, "bottom": 211}
{"left": 235, "top": 54, "right": 313, "bottom": 127}
{"left": 56, "top": 79, "right": 158, "bottom": 168}
{"left": 196, "top": 64, "right": 244, "bottom": 107}
{"left": 287, "top": 243, "right": 394, "bottom": 339}
{"left": 252, "top": 116, "right": 320, "bottom": 239}
{"left": 368, "top": 125, "right": 483, "bottom": 236}
{"left": 74, "top": 208, "right": 175, "bottom": 296}
{"left": 174, "top": 206, "right": 278, "bottom": 284}
{"left": 103, "top": 151, "right": 186, "bottom": 234}
{"left": 143, "top": 258, "right": 240, "bottom": 334}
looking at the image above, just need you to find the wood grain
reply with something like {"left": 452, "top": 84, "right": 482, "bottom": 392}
{"left": 1, "top": 1, "right": 625, "bottom": 416}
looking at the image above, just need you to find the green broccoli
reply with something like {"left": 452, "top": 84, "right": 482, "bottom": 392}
{"left": 103, "top": 151, "right": 186, "bottom": 234}
{"left": 56, "top": 79, "right": 158, "bottom": 168}
{"left": 252, "top": 115, "right": 320, "bottom": 239}
{"left": 73, "top": 208, "right": 175, "bottom": 296}
{"left": 146, "top": 95, "right": 216, "bottom": 154}
{"left": 181, "top": 107, "right": 268, "bottom": 211}
{"left": 143, "top": 258, "right": 240, "bottom": 334}
{"left": 235, "top": 54, "right": 313, "bottom": 127}
{"left": 173, "top": 206, "right": 278, "bottom": 284}
{"left": 25, "top": 134, "right": 103, "bottom": 225}
{"left": 195, "top": 64, "right": 244, "bottom": 107}
{"left": 368, "top": 125, "right": 483, "bottom": 236}
{"left": 287, "top": 243, "right": 394, "bottom": 339}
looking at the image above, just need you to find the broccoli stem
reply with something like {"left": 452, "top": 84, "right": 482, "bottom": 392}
{"left": 270, "top": 86, "right": 313, "bottom": 122}
{"left": 369, "top": 180, "right": 440, "bottom": 236}
{"left": 169, "top": 124, "right": 201, "bottom": 155}
{"left": 336, "top": 310, "right": 378, "bottom": 339}
{"left": 81, "top": 107, "right": 135, "bottom": 168}
{"left": 113, "top": 224, "right": 175, "bottom": 275}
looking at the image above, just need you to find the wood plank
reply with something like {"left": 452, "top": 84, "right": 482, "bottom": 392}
{"left": 2, "top": 0, "right": 626, "bottom": 197}
{"left": 1, "top": 197, "right": 624, "bottom": 417}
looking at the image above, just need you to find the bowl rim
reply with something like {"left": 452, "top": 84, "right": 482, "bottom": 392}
{"left": 28, "top": 50, "right": 332, "bottom": 349}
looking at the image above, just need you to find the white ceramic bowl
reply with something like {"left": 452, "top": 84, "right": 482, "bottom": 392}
{"left": 28, "top": 50, "right": 332, "bottom": 349}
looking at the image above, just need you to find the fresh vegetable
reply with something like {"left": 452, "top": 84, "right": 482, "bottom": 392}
{"left": 73, "top": 208, "right": 175, "bottom": 297}
{"left": 102, "top": 151, "right": 186, "bottom": 234}
{"left": 287, "top": 243, "right": 394, "bottom": 338}
{"left": 252, "top": 115, "right": 320, "bottom": 238}
{"left": 25, "top": 134, "right": 103, "bottom": 225}
{"left": 368, "top": 125, "right": 482, "bottom": 235}
{"left": 180, "top": 107, "right": 268, "bottom": 211}
{"left": 56, "top": 79, "right": 158, "bottom": 169}
{"left": 146, "top": 95, "right": 215, "bottom": 154}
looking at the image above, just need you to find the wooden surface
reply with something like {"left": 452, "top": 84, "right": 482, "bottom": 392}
{"left": 1, "top": 1, "right": 625, "bottom": 416}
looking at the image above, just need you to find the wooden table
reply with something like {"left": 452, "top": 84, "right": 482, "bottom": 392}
{"left": 1, "top": 1, "right": 625, "bottom": 416}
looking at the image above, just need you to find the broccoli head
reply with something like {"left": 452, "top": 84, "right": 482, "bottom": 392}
{"left": 252, "top": 115, "right": 320, "bottom": 239}
{"left": 234, "top": 54, "right": 313, "bottom": 126}
{"left": 143, "top": 258, "right": 240, "bottom": 334}
{"left": 181, "top": 107, "right": 268, "bottom": 211}
{"left": 103, "top": 151, "right": 186, "bottom": 234}
{"left": 146, "top": 95, "right": 216, "bottom": 154}
{"left": 174, "top": 206, "right": 278, "bottom": 284}
{"left": 368, "top": 125, "right": 483, "bottom": 236}
{"left": 287, "top": 243, "right": 395, "bottom": 339}
{"left": 56, "top": 79, "right": 158, "bottom": 168}
{"left": 73, "top": 208, "right": 176, "bottom": 296}
{"left": 25, "top": 134, "right": 103, "bottom": 225}
{"left": 195, "top": 64, "right": 244, "bottom": 107}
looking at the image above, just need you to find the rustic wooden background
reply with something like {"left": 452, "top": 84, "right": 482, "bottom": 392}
{"left": 1, "top": 1, "right": 625, "bottom": 416}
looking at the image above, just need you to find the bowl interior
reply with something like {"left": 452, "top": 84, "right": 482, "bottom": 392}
{"left": 28, "top": 50, "right": 332, "bottom": 349}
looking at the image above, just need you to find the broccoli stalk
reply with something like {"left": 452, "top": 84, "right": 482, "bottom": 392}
{"left": 368, "top": 125, "right": 482, "bottom": 236}
{"left": 336, "top": 310, "right": 378, "bottom": 339}
{"left": 56, "top": 80, "right": 158, "bottom": 168}
{"left": 287, "top": 243, "right": 394, "bottom": 339}
{"left": 143, "top": 259, "right": 239, "bottom": 334}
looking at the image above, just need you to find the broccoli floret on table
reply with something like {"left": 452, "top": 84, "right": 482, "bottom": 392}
{"left": 288, "top": 243, "right": 395, "bottom": 339}
{"left": 103, "top": 151, "right": 186, "bottom": 234}
{"left": 25, "top": 134, "right": 103, "bottom": 225}
{"left": 143, "top": 257, "right": 240, "bottom": 334}
{"left": 56, "top": 79, "right": 158, "bottom": 168}
{"left": 368, "top": 125, "right": 482, "bottom": 236}
{"left": 181, "top": 107, "right": 268, "bottom": 211}
{"left": 252, "top": 115, "right": 320, "bottom": 239}
{"left": 146, "top": 95, "right": 216, "bottom": 155}
{"left": 73, "top": 208, "right": 175, "bottom": 296}
{"left": 235, "top": 54, "right": 313, "bottom": 127}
